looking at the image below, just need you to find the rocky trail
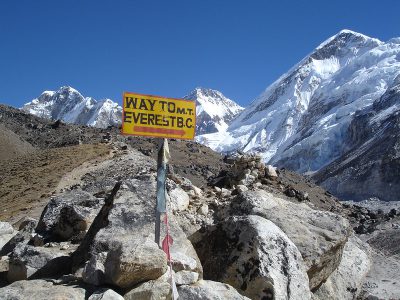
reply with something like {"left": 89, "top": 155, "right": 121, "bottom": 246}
{"left": 0, "top": 104, "right": 400, "bottom": 299}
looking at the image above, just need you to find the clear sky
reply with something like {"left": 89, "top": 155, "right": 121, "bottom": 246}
{"left": 1, "top": 0, "right": 399, "bottom": 108}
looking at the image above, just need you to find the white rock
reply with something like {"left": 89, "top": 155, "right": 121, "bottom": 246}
{"left": 168, "top": 187, "right": 190, "bottom": 211}
{"left": 196, "top": 215, "right": 311, "bottom": 300}
{"left": 175, "top": 270, "right": 199, "bottom": 285}
{"left": 198, "top": 204, "right": 209, "bottom": 216}
{"left": 235, "top": 190, "right": 351, "bottom": 290}
{"left": 0, "top": 222, "right": 17, "bottom": 251}
{"left": 235, "top": 185, "right": 248, "bottom": 193}
{"left": 313, "top": 235, "right": 371, "bottom": 300}
{"left": 265, "top": 165, "right": 278, "bottom": 178}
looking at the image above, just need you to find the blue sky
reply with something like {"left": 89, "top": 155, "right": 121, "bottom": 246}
{"left": 1, "top": 0, "right": 399, "bottom": 108}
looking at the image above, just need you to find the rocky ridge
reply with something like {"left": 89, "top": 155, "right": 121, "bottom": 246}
{"left": 0, "top": 103, "right": 399, "bottom": 299}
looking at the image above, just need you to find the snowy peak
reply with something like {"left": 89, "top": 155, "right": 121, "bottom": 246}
{"left": 22, "top": 86, "right": 243, "bottom": 133}
{"left": 184, "top": 87, "right": 243, "bottom": 135}
{"left": 199, "top": 29, "right": 400, "bottom": 175}
{"left": 22, "top": 86, "right": 122, "bottom": 128}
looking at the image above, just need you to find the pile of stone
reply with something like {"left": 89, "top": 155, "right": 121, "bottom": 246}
{"left": 0, "top": 147, "right": 377, "bottom": 299}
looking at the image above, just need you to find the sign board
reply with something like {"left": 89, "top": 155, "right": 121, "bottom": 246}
{"left": 121, "top": 92, "right": 196, "bottom": 140}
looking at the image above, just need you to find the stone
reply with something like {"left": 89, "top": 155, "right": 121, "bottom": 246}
{"left": 232, "top": 190, "right": 351, "bottom": 291}
{"left": 313, "top": 235, "right": 371, "bottom": 300}
{"left": 195, "top": 215, "right": 311, "bottom": 300}
{"left": 36, "top": 189, "right": 104, "bottom": 243}
{"left": 175, "top": 270, "right": 199, "bottom": 286}
{"left": 298, "top": 191, "right": 309, "bottom": 201}
{"left": 220, "top": 188, "right": 231, "bottom": 197}
{"left": 265, "top": 165, "right": 278, "bottom": 178}
{"left": 0, "top": 279, "right": 86, "bottom": 299}
{"left": 171, "top": 251, "right": 198, "bottom": 272}
{"left": 0, "top": 255, "right": 9, "bottom": 272}
{"left": 80, "top": 175, "right": 202, "bottom": 289}
{"left": 178, "top": 280, "right": 251, "bottom": 300}
{"left": 89, "top": 288, "right": 124, "bottom": 300}
{"left": 124, "top": 270, "right": 172, "bottom": 300}
{"left": 235, "top": 185, "right": 248, "bottom": 193}
{"left": 17, "top": 217, "right": 38, "bottom": 231}
{"left": 168, "top": 187, "right": 190, "bottom": 211}
{"left": 7, "top": 243, "right": 71, "bottom": 282}
{"left": 0, "top": 222, "right": 18, "bottom": 253}
{"left": 198, "top": 204, "right": 209, "bottom": 216}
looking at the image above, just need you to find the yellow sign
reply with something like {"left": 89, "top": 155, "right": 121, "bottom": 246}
{"left": 121, "top": 92, "right": 196, "bottom": 140}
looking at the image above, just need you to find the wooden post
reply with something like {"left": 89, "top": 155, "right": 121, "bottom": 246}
{"left": 155, "top": 138, "right": 169, "bottom": 246}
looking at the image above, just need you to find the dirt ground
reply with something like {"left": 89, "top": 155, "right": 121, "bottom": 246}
{"left": 0, "top": 144, "right": 110, "bottom": 223}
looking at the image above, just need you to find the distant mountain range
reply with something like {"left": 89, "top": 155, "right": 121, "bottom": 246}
{"left": 20, "top": 29, "right": 400, "bottom": 201}
{"left": 22, "top": 86, "right": 243, "bottom": 136}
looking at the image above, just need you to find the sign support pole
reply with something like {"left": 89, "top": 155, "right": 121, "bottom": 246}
{"left": 155, "top": 138, "right": 170, "bottom": 247}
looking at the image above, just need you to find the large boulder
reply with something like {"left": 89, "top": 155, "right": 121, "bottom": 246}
{"left": 178, "top": 280, "right": 251, "bottom": 300}
{"left": 313, "top": 235, "right": 371, "bottom": 300}
{"left": 80, "top": 175, "right": 202, "bottom": 289}
{"left": 0, "top": 279, "right": 86, "bottom": 299}
{"left": 195, "top": 215, "right": 311, "bottom": 300}
{"left": 232, "top": 190, "right": 351, "bottom": 290}
{"left": 7, "top": 243, "right": 71, "bottom": 282}
{"left": 36, "top": 189, "right": 104, "bottom": 243}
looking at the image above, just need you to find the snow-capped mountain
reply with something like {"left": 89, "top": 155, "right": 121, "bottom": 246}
{"left": 184, "top": 87, "right": 244, "bottom": 135}
{"left": 22, "top": 86, "right": 243, "bottom": 135}
{"left": 197, "top": 30, "right": 400, "bottom": 200}
{"left": 22, "top": 86, "right": 122, "bottom": 128}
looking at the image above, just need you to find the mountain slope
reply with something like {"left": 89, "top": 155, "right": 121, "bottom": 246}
{"left": 197, "top": 30, "right": 400, "bottom": 200}
{"left": 184, "top": 87, "right": 243, "bottom": 135}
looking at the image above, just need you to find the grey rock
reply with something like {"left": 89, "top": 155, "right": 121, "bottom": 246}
{"left": 313, "top": 235, "right": 371, "bottom": 300}
{"left": 0, "top": 279, "right": 86, "bottom": 299}
{"left": 0, "top": 222, "right": 17, "bottom": 252}
{"left": 195, "top": 215, "right": 311, "bottom": 300}
{"left": 178, "top": 280, "right": 251, "bottom": 300}
{"left": 175, "top": 270, "right": 199, "bottom": 286}
{"left": 232, "top": 190, "right": 351, "bottom": 290}
{"left": 81, "top": 175, "right": 202, "bottom": 289}
{"left": 89, "top": 288, "right": 124, "bottom": 300}
{"left": 168, "top": 187, "right": 190, "bottom": 211}
{"left": 123, "top": 270, "right": 172, "bottom": 300}
{"left": 7, "top": 243, "right": 71, "bottom": 282}
{"left": 36, "top": 189, "right": 104, "bottom": 243}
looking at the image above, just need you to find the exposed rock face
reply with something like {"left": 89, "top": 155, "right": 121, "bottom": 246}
{"left": 178, "top": 280, "right": 251, "bottom": 300}
{"left": 0, "top": 279, "right": 87, "bottom": 299}
{"left": 313, "top": 235, "right": 371, "bottom": 300}
{"left": 230, "top": 190, "right": 351, "bottom": 290}
{"left": 195, "top": 215, "right": 311, "bottom": 300}
{"left": 314, "top": 79, "right": 400, "bottom": 201}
